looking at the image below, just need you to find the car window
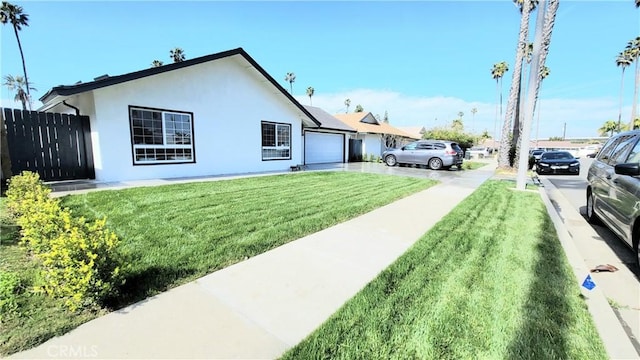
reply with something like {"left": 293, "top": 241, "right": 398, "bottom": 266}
{"left": 597, "top": 136, "right": 623, "bottom": 162}
{"left": 434, "top": 143, "right": 446, "bottom": 150}
{"left": 626, "top": 138, "right": 640, "bottom": 164}
{"left": 451, "top": 144, "right": 462, "bottom": 152}
{"left": 608, "top": 135, "right": 637, "bottom": 165}
{"left": 542, "top": 152, "right": 572, "bottom": 160}
{"left": 417, "top": 143, "right": 434, "bottom": 150}
{"left": 404, "top": 142, "right": 417, "bottom": 150}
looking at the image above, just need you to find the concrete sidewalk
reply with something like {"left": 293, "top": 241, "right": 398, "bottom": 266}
{"left": 539, "top": 177, "right": 640, "bottom": 359}
{"left": 13, "top": 165, "right": 496, "bottom": 359}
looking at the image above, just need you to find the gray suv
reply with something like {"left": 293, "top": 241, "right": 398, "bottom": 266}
{"left": 382, "top": 140, "right": 464, "bottom": 170}
{"left": 586, "top": 130, "right": 640, "bottom": 269}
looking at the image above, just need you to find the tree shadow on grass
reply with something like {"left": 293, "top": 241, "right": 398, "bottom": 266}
{"left": 506, "top": 210, "right": 601, "bottom": 359}
{"left": 103, "top": 265, "right": 199, "bottom": 310}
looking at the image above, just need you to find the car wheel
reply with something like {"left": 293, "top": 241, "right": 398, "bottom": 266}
{"left": 586, "top": 189, "right": 600, "bottom": 224}
{"left": 428, "top": 157, "right": 443, "bottom": 170}
{"left": 385, "top": 155, "right": 397, "bottom": 167}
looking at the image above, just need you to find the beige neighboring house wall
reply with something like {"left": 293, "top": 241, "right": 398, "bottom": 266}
{"left": 333, "top": 112, "right": 418, "bottom": 157}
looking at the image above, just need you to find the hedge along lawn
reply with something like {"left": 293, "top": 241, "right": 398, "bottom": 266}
{"left": 282, "top": 180, "right": 608, "bottom": 360}
{"left": 1, "top": 172, "right": 434, "bottom": 355}
{"left": 60, "top": 172, "right": 436, "bottom": 308}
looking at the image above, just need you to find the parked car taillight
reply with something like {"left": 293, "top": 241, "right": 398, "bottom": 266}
{"left": 446, "top": 150, "right": 457, "bottom": 155}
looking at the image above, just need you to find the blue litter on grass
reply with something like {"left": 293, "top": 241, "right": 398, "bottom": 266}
{"left": 582, "top": 274, "right": 596, "bottom": 290}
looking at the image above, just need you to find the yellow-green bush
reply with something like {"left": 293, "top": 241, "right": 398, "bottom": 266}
{"left": 5, "top": 171, "right": 122, "bottom": 311}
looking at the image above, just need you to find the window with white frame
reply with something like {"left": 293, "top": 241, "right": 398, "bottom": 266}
{"left": 129, "top": 107, "right": 195, "bottom": 164}
{"left": 261, "top": 122, "right": 291, "bottom": 160}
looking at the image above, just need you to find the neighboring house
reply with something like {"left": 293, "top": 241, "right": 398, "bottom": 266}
{"left": 333, "top": 112, "right": 418, "bottom": 158}
{"left": 397, "top": 126, "right": 426, "bottom": 140}
{"left": 38, "top": 48, "right": 342, "bottom": 182}
{"left": 302, "top": 106, "right": 356, "bottom": 164}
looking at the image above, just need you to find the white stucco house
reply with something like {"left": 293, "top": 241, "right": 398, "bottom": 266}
{"left": 302, "top": 106, "right": 356, "bottom": 164}
{"left": 38, "top": 48, "right": 351, "bottom": 182}
{"left": 333, "top": 112, "right": 418, "bottom": 158}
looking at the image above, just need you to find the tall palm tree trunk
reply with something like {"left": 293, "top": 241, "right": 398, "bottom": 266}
{"left": 13, "top": 24, "right": 30, "bottom": 99}
{"left": 631, "top": 60, "right": 639, "bottom": 128}
{"left": 494, "top": 79, "right": 499, "bottom": 141}
{"left": 619, "top": 67, "right": 626, "bottom": 132}
{"left": 498, "top": 0, "right": 532, "bottom": 168}
{"left": 515, "top": 0, "right": 559, "bottom": 168}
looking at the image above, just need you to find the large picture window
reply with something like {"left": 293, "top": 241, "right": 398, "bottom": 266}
{"left": 262, "top": 122, "right": 291, "bottom": 160}
{"left": 129, "top": 107, "right": 195, "bottom": 164}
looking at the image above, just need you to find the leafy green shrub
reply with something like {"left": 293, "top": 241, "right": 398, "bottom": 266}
{"left": 5, "top": 171, "right": 122, "bottom": 311}
{"left": 422, "top": 127, "right": 476, "bottom": 150}
{"left": 0, "top": 271, "right": 20, "bottom": 321}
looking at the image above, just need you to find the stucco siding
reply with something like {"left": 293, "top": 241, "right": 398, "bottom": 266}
{"left": 85, "top": 56, "right": 305, "bottom": 182}
{"left": 362, "top": 134, "right": 383, "bottom": 158}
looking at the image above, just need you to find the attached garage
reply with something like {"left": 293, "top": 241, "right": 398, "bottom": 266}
{"left": 304, "top": 131, "right": 344, "bottom": 164}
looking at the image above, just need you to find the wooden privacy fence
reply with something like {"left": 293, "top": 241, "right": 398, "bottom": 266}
{"left": 2, "top": 108, "right": 95, "bottom": 181}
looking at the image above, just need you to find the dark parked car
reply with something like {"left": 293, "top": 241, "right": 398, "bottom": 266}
{"left": 382, "top": 140, "right": 464, "bottom": 170}
{"left": 535, "top": 151, "right": 580, "bottom": 175}
{"left": 530, "top": 149, "right": 545, "bottom": 162}
{"left": 587, "top": 130, "right": 640, "bottom": 270}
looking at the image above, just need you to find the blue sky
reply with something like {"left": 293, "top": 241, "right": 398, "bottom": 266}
{"left": 1, "top": 1, "right": 638, "bottom": 138}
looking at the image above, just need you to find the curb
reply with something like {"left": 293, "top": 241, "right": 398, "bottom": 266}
{"left": 538, "top": 177, "right": 640, "bottom": 359}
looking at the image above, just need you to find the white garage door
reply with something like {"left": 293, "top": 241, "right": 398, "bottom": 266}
{"left": 305, "top": 132, "right": 344, "bottom": 164}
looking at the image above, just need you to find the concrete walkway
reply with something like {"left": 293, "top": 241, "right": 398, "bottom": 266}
{"left": 13, "top": 164, "right": 496, "bottom": 359}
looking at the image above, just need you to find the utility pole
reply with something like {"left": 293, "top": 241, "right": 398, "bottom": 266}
{"left": 562, "top": 122, "right": 566, "bottom": 140}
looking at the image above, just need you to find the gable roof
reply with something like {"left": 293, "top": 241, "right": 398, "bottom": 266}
{"left": 333, "top": 112, "right": 418, "bottom": 139}
{"left": 303, "top": 106, "right": 356, "bottom": 132}
{"left": 39, "top": 47, "right": 321, "bottom": 127}
{"left": 397, "top": 126, "right": 426, "bottom": 139}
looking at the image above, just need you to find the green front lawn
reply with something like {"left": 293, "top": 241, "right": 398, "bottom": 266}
{"left": 0, "top": 172, "right": 435, "bottom": 356}
{"left": 282, "top": 180, "right": 607, "bottom": 360}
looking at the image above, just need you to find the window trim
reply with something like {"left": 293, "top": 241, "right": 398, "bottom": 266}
{"left": 128, "top": 105, "right": 196, "bottom": 166}
{"left": 261, "top": 121, "right": 292, "bottom": 161}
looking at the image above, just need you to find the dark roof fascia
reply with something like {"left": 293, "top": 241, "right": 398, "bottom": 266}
{"left": 306, "top": 127, "right": 357, "bottom": 133}
{"left": 39, "top": 48, "right": 322, "bottom": 127}
{"left": 40, "top": 48, "right": 245, "bottom": 103}
{"left": 240, "top": 50, "right": 321, "bottom": 127}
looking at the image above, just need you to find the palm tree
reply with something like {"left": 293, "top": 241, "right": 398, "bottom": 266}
{"left": 284, "top": 72, "right": 296, "bottom": 93}
{"left": 3, "top": 74, "right": 35, "bottom": 110}
{"left": 470, "top": 108, "right": 478, "bottom": 132}
{"left": 151, "top": 60, "right": 164, "bottom": 68}
{"left": 498, "top": 0, "right": 536, "bottom": 168}
{"left": 344, "top": 98, "right": 351, "bottom": 113}
{"left": 0, "top": 2, "right": 31, "bottom": 98}
{"left": 616, "top": 50, "right": 633, "bottom": 132}
{"left": 169, "top": 47, "right": 185, "bottom": 63}
{"left": 599, "top": 120, "right": 619, "bottom": 137}
{"left": 491, "top": 61, "right": 509, "bottom": 145}
{"left": 355, "top": 104, "right": 364, "bottom": 113}
{"left": 626, "top": 37, "right": 640, "bottom": 129}
{"left": 306, "top": 86, "right": 314, "bottom": 105}
{"left": 534, "top": 66, "right": 550, "bottom": 147}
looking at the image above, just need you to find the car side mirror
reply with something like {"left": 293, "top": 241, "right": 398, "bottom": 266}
{"left": 614, "top": 163, "right": 640, "bottom": 176}
{"left": 575, "top": 156, "right": 580, "bottom": 159}
{"left": 401, "top": 146, "right": 405, "bottom": 151}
